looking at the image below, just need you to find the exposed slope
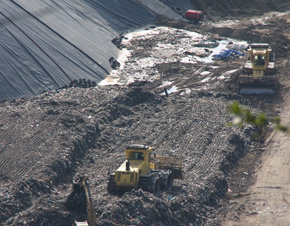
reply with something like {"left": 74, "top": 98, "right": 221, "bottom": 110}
{"left": 192, "top": 0, "right": 290, "bottom": 18}
{"left": 0, "top": 85, "right": 261, "bottom": 225}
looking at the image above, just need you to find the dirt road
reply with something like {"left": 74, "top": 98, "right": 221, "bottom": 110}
{"left": 220, "top": 66, "right": 290, "bottom": 226}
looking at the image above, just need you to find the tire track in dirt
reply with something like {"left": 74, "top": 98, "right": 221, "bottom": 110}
{"left": 0, "top": 85, "right": 262, "bottom": 225}
{"left": 0, "top": 112, "right": 59, "bottom": 180}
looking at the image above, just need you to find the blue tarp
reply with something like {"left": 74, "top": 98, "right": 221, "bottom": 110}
{"left": 213, "top": 49, "right": 244, "bottom": 59}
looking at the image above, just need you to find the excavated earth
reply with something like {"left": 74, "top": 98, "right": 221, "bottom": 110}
{"left": 1, "top": 2, "right": 290, "bottom": 226}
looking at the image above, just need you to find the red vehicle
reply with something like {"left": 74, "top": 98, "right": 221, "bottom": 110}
{"left": 184, "top": 10, "right": 203, "bottom": 21}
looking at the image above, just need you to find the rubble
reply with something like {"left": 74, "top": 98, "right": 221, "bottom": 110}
{"left": 0, "top": 81, "right": 275, "bottom": 225}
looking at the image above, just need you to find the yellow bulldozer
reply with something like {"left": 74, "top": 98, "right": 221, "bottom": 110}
{"left": 107, "top": 144, "right": 183, "bottom": 196}
{"left": 68, "top": 176, "right": 96, "bottom": 226}
{"left": 238, "top": 43, "right": 277, "bottom": 94}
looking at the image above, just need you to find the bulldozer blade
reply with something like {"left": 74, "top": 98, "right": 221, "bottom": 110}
{"left": 238, "top": 86, "right": 275, "bottom": 94}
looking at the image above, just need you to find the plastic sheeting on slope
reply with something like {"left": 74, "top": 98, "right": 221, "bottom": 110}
{"left": 160, "top": 0, "right": 195, "bottom": 14}
{"left": 0, "top": 0, "right": 156, "bottom": 101}
{"left": 0, "top": 0, "right": 195, "bottom": 101}
{"left": 134, "top": 0, "right": 183, "bottom": 20}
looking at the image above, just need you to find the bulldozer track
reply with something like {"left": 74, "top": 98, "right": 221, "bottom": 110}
{"left": 98, "top": 92, "right": 240, "bottom": 185}
{"left": 0, "top": 113, "right": 59, "bottom": 180}
{"left": 0, "top": 83, "right": 265, "bottom": 225}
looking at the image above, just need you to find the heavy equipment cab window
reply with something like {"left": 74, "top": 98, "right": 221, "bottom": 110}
{"left": 255, "top": 55, "right": 265, "bottom": 65}
{"left": 132, "top": 152, "right": 144, "bottom": 160}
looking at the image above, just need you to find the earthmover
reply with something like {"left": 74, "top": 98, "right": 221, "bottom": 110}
{"left": 184, "top": 10, "right": 203, "bottom": 22}
{"left": 107, "top": 144, "right": 183, "bottom": 196}
{"left": 68, "top": 176, "right": 96, "bottom": 226}
{"left": 238, "top": 43, "right": 277, "bottom": 94}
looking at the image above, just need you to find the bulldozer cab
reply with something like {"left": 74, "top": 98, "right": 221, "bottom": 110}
{"left": 249, "top": 44, "right": 271, "bottom": 68}
{"left": 254, "top": 54, "right": 265, "bottom": 66}
{"left": 130, "top": 151, "right": 144, "bottom": 160}
{"left": 125, "top": 144, "right": 153, "bottom": 163}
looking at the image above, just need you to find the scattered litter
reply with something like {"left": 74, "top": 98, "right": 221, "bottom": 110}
{"left": 201, "top": 77, "right": 211, "bottom": 83}
{"left": 219, "top": 69, "right": 238, "bottom": 79}
{"left": 167, "top": 86, "right": 178, "bottom": 94}
{"left": 193, "top": 40, "right": 219, "bottom": 48}
{"left": 228, "top": 41, "right": 249, "bottom": 51}
{"left": 200, "top": 71, "right": 211, "bottom": 76}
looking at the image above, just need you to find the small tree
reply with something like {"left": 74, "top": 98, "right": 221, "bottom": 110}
{"left": 227, "top": 101, "right": 290, "bottom": 134}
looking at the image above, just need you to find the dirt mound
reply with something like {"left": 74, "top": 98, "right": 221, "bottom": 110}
{"left": 202, "top": 15, "right": 290, "bottom": 57}
{"left": 193, "top": 0, "right": 289, "bottom": 18}
{"left": 0, "top": 84, "right": 271, "bottom": 225}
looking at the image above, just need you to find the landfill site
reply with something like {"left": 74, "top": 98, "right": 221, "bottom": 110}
{"left": 0, "top": 0, "right": 290, "bottom": 225}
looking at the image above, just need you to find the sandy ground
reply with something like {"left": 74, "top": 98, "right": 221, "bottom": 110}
{"left": 220, "top": 62, "right": 290, "bottom": 226}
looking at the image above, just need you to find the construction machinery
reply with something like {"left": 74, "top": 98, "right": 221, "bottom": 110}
{"left": 107, "top": 144, "right": 183, "bottom": 196}
{"left": 238, "top": 43, "right": 277, "bottom": 94}
{"left": 184, "top": 10, "right": 203, "bottom": 22}
{"left": 68, "top": 176, "right": 96, "bottom": 226}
